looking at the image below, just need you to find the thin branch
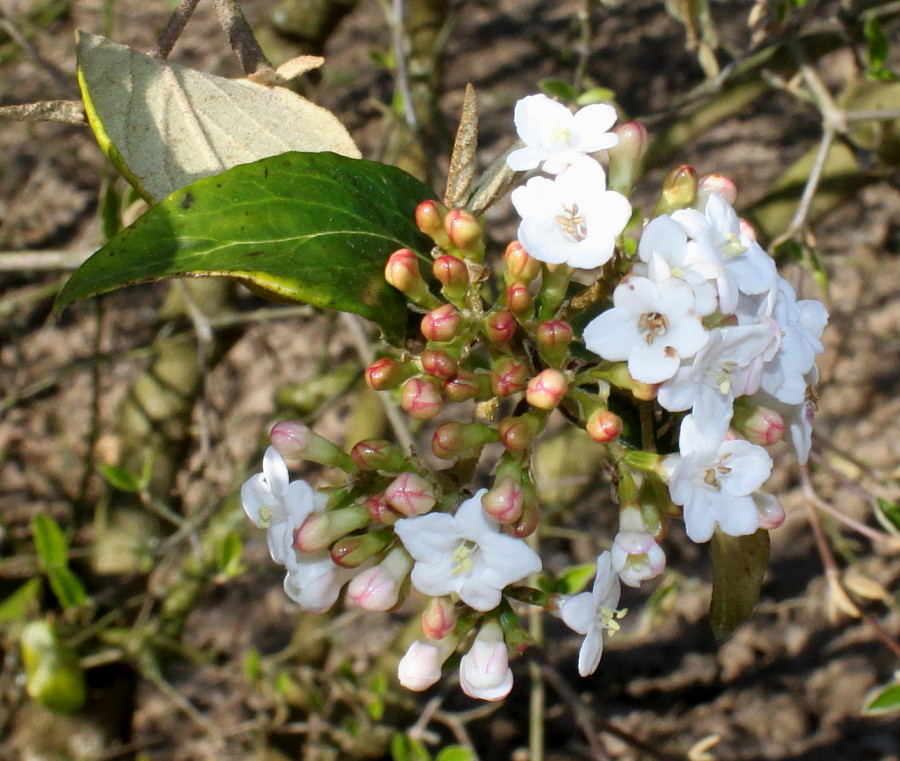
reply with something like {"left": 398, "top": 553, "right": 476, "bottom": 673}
{"left": 572, "top": 0, "right": 593, "bottom": 94}
{"left": 0, "top": 100, "right": 86, "bottom": 125}
{"left": 212, "top": 0, "right": 274, "bottom": 78}
{"left": 0, "top": 249, "right": 93, "bottom": 270}
{"left": 150, "top": 0, "right": 202, "bottom": 59}
{"left": 388, "top": 0, "right": 418, "bottom": 130}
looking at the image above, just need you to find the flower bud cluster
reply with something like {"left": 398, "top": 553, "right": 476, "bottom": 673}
{"left": 241, "top": 92, "right": 829, "bottom": 703}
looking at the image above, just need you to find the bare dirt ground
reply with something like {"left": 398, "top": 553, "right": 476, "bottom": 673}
{"left": 1, "top": 0, "right": 899, "bottom": 760}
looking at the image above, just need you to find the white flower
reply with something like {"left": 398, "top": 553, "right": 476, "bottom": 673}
{"left": 664, "top": 415, "right": 772, "bottom": 543}
{"left": 398, "top": 639, "right": 455, "bottom": 692}
{"left": 511, "top": 157, "right": 631, "bottom": 269}
{"left": 611, "top": 531, "right": 666, "bottom": 588}
{"left": 240, "top": 446, "right": 322, "bottom": 567}
{"left": 394, "top": 490, "right": 542, "bottom": 612}
{"left": 558, "top": 552, "right": 623, "bottom": 677}
{"left": 751, "top": 369, "right": 819, "bottom": 464}
{"left": 458, "top": 621, "right": 514, "bottom": 701}
{"left": 657, "top": 324, "right": 776, "bottom": 423}
{"left": 283, "top": 553, "right": 355, "bottom": 613}
{"left": 583, "top": 275, "right": 709, "bottom": 384}
{"left": 507, "top": 94, "right": 619, "bottom": 174}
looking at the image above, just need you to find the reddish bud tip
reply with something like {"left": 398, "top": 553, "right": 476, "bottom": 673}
{"left": 433, "top": 254, "right": 469, "bottom": 293}
{"left": 365, "top": 494, "right": 401, "bottom": 526}
{"left": 739, "top": 218, "right": 758, "bottom": 242}
{"left": 698, "top": 174, "right": 738, "bottom": 206}
{"left": 658, "top": 165, "right": 698, "bottom": 213}
{"left": 491, "top": 357, "right": 528, "bottom": 397}
{"left": 421, "top": 349, "right": 458, "bottom": 380}
{"left": 525, "top": 368, "right": 568, "bottom": 410}
{"left": 481, "top": 477, "right": 525, "bottom": 524}
{"left": 421, "top": 596, "right": 457, "bottom": 640}
{"left": 504, "top": 240, "right": 541, "bottom": 284}
{"left": 385, "top": 472, "right": 436, "bottom": 517}
{"left": 443, "top": 369, "right": 488, "bottom": 402}
{"left": 416, "top": 200, "right": 450, "bottom": 245}
{"left": 499, "top": 415, "right": 539, "bottom": 451}
{"left": 421, "top": 304, "right": 462, "bottom": 343}
{"left": 351, "top": 438, "right": 406, "bottom": 471}
{"left": 586, "top": 408, "right": 624, "bottom": 443}
{"left": 431, "top": 421, "right": 497, "bottom": 460}
{"left": 365, "top": 356, "right": 413, "bottom": 390}
{"left": 505, "top": 281, "right": 534, "bottom": 317}
{"left": 505, "top": 499, "right": 540, "bottom": 539}
{"left": 484, "top": 310, "right": 517, "bottom": 344}
{"left": 269, "top": 420, "right": 311, "bottom": 458}
{"left": 444, "top": 209, "right": 483, "bottom": 253}
{"left": 400, "top": 377, "right": 443, "bottom": 421}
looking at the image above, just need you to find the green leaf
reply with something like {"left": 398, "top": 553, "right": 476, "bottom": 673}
{"left": 215, "top": 531, "right": 245, "bottom": 578}
{"left": 76, "top": 32, "right": 360, "bottom": 202}
{"left": 875, "top": 497, "right": 900, "bottom": 536}
{"left": 709, "top": 528, "right": 770, "bottom": 641}
{"left": 0, "top": 578, "right": 43, "bottom": 623}
{"left": 98, "top": 464, "right": 143, "bottom": 493}
{"left": 391, "top": 734, "right": 431, "bottom": 761}
{"left": 55, "top": 152, "right": 436, "bottom": 341}
{"left": 48, "top": 567, "right": 88, "bottom": 610}
{"left": 21, "top": 621, "right": 87, "bottom": 715}
{"left": 539, "top": 78, "right": 576, "bottom": 104}
{"left": 863, "top": 680, "right": 900, "bottom": 715}
{"left": 436, "top": 747, "right": 475, "bottom": 761}
{"left": 575, "top": 87, "right": 616, "bottom": 106}
{"left": 553, "top": 562, "right": 598, "bottom": 595}
{"left": 31, "top": 514, "right": 69, "bottom": 571}
{"left": 864, "top": 18, "right": 889, "bottom": 73}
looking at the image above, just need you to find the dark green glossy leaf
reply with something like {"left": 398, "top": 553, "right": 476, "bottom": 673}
{"left": 56, "top": 152, "right": 436, "bottom": 340}
{"left": 863, "top": 681, "right": 900, "bottom": 715}
{"left": 32, "top": 514, "right": 68, "bottom": 571}
{"left": 709, "top": 528, "right": 770, "bottom": 641}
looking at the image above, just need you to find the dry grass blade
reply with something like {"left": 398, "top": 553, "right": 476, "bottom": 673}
{"left": 444, "top": 83, "right": 479, "bottom": 209}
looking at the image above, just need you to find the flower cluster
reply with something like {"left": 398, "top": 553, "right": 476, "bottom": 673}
{"left": 240, "top": 93, "right": 828, "bottom": 703}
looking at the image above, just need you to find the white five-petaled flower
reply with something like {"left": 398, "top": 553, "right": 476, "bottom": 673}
{"left": 507, "top": 94, "right": 619, "bottom": 174}
{"left": 458, "top": 621, "right": 514, "bottom": 701}
{"left": 511, "top": 157, "right": 632, "bottom": 269}
{"left": 657, "top": 323, "right": 776, "bottom": 424}
{"left": 583, "top": 275, "right": 709, "bottom": 384}
{"left": 240, "top": 446, "right": 323, "bottom": 568}
{"left": 558, "top": 551, "right": 624, "bottom": 677}
{"left": 283, "top": 555, "right": 355, "bottom": 614}
{"left": 393, "top": 489, "right": 542, "bottom": 612}
{"left": 663, "top": 415, "right": 773, "bottom": 543}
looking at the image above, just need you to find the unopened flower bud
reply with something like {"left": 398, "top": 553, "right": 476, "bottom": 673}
{"left": 655, "top": 165, "right": 698, "bottom": 215}
{"left": 431, "top": 421, "right": 499, "bottom": 460}
{"left": 350, "top": 438, "right": 407, "bottom": 472}
{"left": 422, "top": 596, "right": 457, "bottom": 640}
{"left": 586, "top": 408, "right": 623, "bottom": 443}
{"left": 443, "top": 369, "right": 490, "bottom": 402}
{"left": 731, "top": 405, "right": 784, "bottom": 446}
{"left": 500, "top": 414, "right": 541, "bottom": 451}
{"left": 444, "top": 209, "right": 484, "bottom": 259}
{"left": 608, "top": 120, "right": 649, "bottom": 195}
{"left": 421, "top": 304, "right": 462, "bottom": 342}
{"left": 421, "top": 349, "right": 458, "bottom": 380}
{"left": 365, "top": 494, "right": 402, "bottom": 525}
{"left": 698, "top": 173, "right": 738, "bottom": 206}
{"left": 294, "top": 504, "right": 370, "bottom": 552}
{"left": 536, "top": 320, "right": 573, "bottom": 365}
{"left": 347, "top": 546, "right": 412, "bottom": 610}
{"left": 605, "top": 362, "right": 657, "bottom": 401}
{"left": 459, "top": 621, "right": 513, "bottom": 702}
{"left": 331, "top": 529, "right": 393, "bottom": 567}
{"left": 755, "top": 492, "right": 786, "bottom": 530}
{"left": 506, "top": 281, "right": 533, "bottom": 317}
{"left": 740, "top": 218, "right": 758, "bottom": 242}
{"left": 433, "top": 254, "right": 469, "bottom": 303}
{"left": 270, "top": 420, "right": 355, "bottom": 470}
{"left": 365, "top": 356, "right": 415, "bottom": 390}
{"left": 416, "top": 199, "right": 450, "bottom": 247}
{"left": 385, "top": 472, "right": 436, "bottom": 516}
{"left": 398, "top": 638, "right": 456, "bottom": 692}
{"left": 504, "top": 240, "right": 541, "bottom": 285}
{"left": 385, "top": 249, "right": 440, "bottom": 309}
{"left": 481, "top": 477, "right": 525, "bottom": 524}
{"left": 526, "top": 369, "right": 568, "bottom": 410}
{"left": 491, "top": 357, "right": 528, "bottom": 397}
{"left": 506, "top": 493, "right": 539, "bottom": 538}
{"left": 400, "top": 377, "right": 443, "bottom": 421}
{"left": 484, "top": 310, "right": 517, "bottom": 344}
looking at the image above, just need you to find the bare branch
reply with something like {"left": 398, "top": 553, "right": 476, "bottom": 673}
{"left": 150, "top": 0, "right": 203, "bottom": 60}
{"left": 0, "top": 100, "right": 85, "bottom": 125}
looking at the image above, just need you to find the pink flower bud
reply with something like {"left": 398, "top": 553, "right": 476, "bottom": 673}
{"left": 398, "top": 639, "right": 454, "bottom": 692}
{"left": 481, "top": 477, "right": 524, "bottom": 524}
{"left": 400, "top": 377, "right": 443, "bottom": 421}
{"left": 499, "top": 414, "right": 540, "bottom": 451}
{"left": 444, "top": 209, "right": 483, "bottom": 255}
{"left": 420, "top": 349, "right": 458, "bottom": 380}
{"left": 331, "top": 530, "right": 392, "bottom": 567}
{"left": 421, "top": 304, "right": 462, "bottom": 342}
{"left": 535, "top": 320, "right": 573, "bottom": 363}
{"left": 739, "top": 218, "right": 758, "bottom": 242}
{"left": 506, "top": 497, "right": 539, "bottom": 538}
{"left": 732, "top": 405, "right": 785, "bottom": 446}
{"left": 433, "top": 254, "right": 469, "bottom": 302}
{"left": 421, "top": 596, "right": 457, "bottom": 640}
{"left": 505, "top": 281, "right": 533, "bottom": 317}
{"left": 365, "top": 357, "right": 414, "bottom": 390}
{"left": 458, "top": 621, "right": 513, "bottom": 702}
{"left": 293, "top": 505, "right": 370, "bottom": 552}
{"left": 755, "top": 492, "right": 786, "bottom": 530}
{"left": 365, "top": 494, "right": 401, "bottom": 525}
{"left": 491, "top": 357, "right": 528, "bottom": 397}
{"left": 586, "top": 408, "right": 623, "bottom": 443}
{"left": 526, "top": 368, "right": 568, "bottom": 410}
{"left": 385, "top": 472, "right": 436, "bottom": 517}
{"left": 504, "top": 240, "right": 541, "bottom": 284}
{"left": 431, "top": 421, "right": 498, "bottom": 460}
{"left": 415, "top": 200, "right": 450, "bottom": 246}
{"left": 698, "top": 173, "right": 738, "bottom": 205}
{"left": 484, "top": 310, "right": 517, "bottom": 344}
{"left": 385, "top": 249, "right": 439, "bottom": 308}
{"left": 269, "top": 420, "right": 311, "bottom": 458}
{"left": 350, "top": 439, "right": 406, "bottom": 471}
{"left": 443, "top": 369, "right": 489, "bottom": 402}
{"left": 608, "top": 120, "right": 649, "bottom": 194}
{"left": 347, "top": 547, "right": 412, "bottom": 610}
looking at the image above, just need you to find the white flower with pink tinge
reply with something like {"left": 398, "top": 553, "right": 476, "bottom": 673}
{"left": 511, "top": 157, "right": 631, "bottom": 269}
{"left": 583, "top": 275, "right": 709, "bottom": 384}
{"left": 459, "top": 621, "right": 514, "bottom": 701}
{"left": 283, "top": 553, "right": 355, "bottom": 613}
{"left": 557, "top": 551, "right": 624, "bottom": 677}
{"left": 394, "top": 490, "right": 542, "bottom": 612}
{"left": 663, "top": 415, "right": 773, "bottom": 543}
{"left": 611, "top": 506, "right": 666, "bottom": 588}
{"left": 507, "top": 94, "right": 620, "bottom": 175}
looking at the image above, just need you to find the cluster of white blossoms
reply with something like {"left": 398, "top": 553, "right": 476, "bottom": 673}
{"left": 239, "top": 93, "right": 829, "bottom": 704}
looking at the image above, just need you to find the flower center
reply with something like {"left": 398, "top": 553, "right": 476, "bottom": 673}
{"left": 555, "top": 203, "right": 587, "bottom": 243}
{"left": 598, "top": 606, "right": 628, "bottom": 635}
{"left": 703, "top": 454, "right": 733, "bottom": 488}
{"left": 722, "top": 232, "right": 746, "bottom": 259}
{"left": 713, "top": 360, "right": 738, "bottom": 395}
{"left": 638, "top": 312, "right": 669, "bottom": 344}
{"left": 452, "top": 540, "right": 478, "bottom": 576}
{"left": 550, "top": 125, "right": 574, "bottom": 146}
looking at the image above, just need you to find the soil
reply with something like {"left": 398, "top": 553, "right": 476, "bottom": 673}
{"left": 1, "top": 0, "right": 899, "bottom": 760}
